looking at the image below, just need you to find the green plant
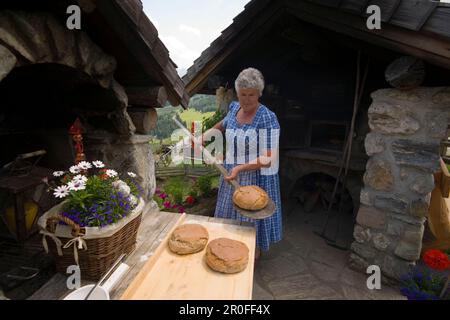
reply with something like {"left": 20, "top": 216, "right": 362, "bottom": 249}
{"left": 202, "top": 109, "right": 225, "bottom": 133}
{"left": 162, "top": 177, "right": 186, "bottom": 208}
{"left": 197, "top": 175, "right": 213, "bottom": 197}
{"left": 49, "top": 161, "right": 142, "bottom": 227}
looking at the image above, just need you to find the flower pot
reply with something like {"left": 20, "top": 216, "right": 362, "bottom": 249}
{"left": 38, "top": 198, "right": 145, "bottom": 281}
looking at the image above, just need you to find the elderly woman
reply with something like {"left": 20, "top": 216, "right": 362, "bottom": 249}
{"left": 203, "top": 67, "right": 282, "bottom": 259}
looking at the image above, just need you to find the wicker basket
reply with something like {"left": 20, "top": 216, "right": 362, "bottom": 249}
{"left": 40, "top": 199, "right": 144, "bottom": 281}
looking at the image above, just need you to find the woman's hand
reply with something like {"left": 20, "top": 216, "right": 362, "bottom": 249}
{"left": 224, "top": 165, "right": 242, "bottom": 182}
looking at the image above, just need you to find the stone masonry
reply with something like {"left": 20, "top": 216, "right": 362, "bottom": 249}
{"left": 350, "top": 87, "right": 450, "bottom": 280}
{"left": 0, "top": 10, "right": 158, "bottom": 203}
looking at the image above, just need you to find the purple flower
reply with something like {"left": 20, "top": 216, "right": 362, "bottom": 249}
{"left": 163, "top": 201, "right": 171, "bottom": 209}
{"left": 159, "top": 193, "right": 168, "bottom": 199}
{"left": 155, "top": 188, "right": 161, "bottom": 194}
{"left": 178, "top": 206, "right": 185, "bottom": 213}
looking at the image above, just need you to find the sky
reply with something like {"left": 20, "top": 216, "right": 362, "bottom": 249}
{"left": 142, "top": 0, "right": 250, "bottom": 77}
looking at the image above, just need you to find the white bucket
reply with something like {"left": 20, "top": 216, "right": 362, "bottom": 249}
{"left": 64, "top": 285, "right": 109, "bottom": 300}
{"left": 63, "top": 263, "right": 129, "bottom": 300}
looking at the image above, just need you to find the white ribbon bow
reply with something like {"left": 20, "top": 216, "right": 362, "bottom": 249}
{"left": 63, "top": 236, "right": 88, "bottom": 265}
{"left": 40, "top": 230, "right": 63, "bottom": 256}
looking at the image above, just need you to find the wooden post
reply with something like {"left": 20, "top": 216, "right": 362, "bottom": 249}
{"left": 125, "top": 86, "right": 168, "bottom": 108}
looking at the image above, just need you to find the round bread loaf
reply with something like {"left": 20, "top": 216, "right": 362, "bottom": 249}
{"left": 168, "top": 224, "right": 209, "bottom": 255}
{"left": 205, "top": 238, "right": 249, "bottom": 274}
{"left": 233, "top": 185, "right": 269, "bottom": 210}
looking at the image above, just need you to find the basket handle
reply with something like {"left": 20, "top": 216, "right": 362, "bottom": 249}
{"left": 46, "top": 214, "right": 85, "bottom": 237}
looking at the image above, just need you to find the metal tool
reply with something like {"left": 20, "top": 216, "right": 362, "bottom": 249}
{"left": 172, "top": 116, "right": 276, "bottom": 220}
{"left": 84, "top": 253, "right": 126, "bottom": 300}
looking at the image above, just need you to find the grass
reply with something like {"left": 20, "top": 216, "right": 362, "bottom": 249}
{"left": 179, "top": 109, "right": 215, "bottom": 127}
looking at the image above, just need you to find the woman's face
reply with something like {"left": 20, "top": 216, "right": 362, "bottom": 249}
{"left": 237, "top": 88, "right": 260, "bottom": 112}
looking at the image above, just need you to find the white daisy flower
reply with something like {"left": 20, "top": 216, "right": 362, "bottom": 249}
{"left": 127, "top": 172, "right": 137, "bottom": 178}
{"left": 128, "top": 195, "right": 138, "bottom": 206}
{"left": 68, "top": 180, "right": 86, "bottom": 191}
{"left": 72, "top": 174, "right": 88, "bottom": 184}
{"left": 53, "top": 171, "right": 65, "bottom": 177}
{"left": 53, "top": 185, "right": 70, "bottom": 198}
{"left": 106, "top": 169, "right": 118, "bottom": 178}
{"left": 92, "top": 160, "right": 105, "bottom": 168}
{"left": 78, "top": 161, "right": 92, "bottom": 170}
{"left": 69, "top": 165, "right": 80, "bottom": 174}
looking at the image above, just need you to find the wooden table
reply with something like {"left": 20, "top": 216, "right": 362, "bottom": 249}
{"left": 29, "top": 209, "right": 256, "bottom": 300}
{"left": 121, "top": 213, "right": 256, "bottom": 300}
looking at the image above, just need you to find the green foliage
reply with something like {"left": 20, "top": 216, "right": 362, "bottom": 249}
{"left": 151, "top": 108, "right": 183, "bottom": 140}
{"left": 189, "top": 94, "right": 217, "bottom": 113}
{"left": 196, "top": 175, "right": 213, "bottom": 197}
{"left": 164, "top": 177, "right": 185, "bottom": 204}
{"left": 51, "top": 164, "right": 142, "bottom": 228}
{"left": 187, "top": 187, "right": 198, "bottom": 198}
{"left": 152, "top": 94, "right": 217, "bottom": 140}
{"left": 202, "top": 109, "right": 225, "bottom": 133}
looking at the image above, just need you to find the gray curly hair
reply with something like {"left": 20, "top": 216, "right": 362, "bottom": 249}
{"left": 234, "top": 67, "right": 265, "bottom": 96}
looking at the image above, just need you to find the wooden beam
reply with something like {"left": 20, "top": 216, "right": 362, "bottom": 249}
{"left": 363, "top": 0, "right": 401, "bottom": 22}
{"left": 125, "top": 86, "right": 168, "bottom": 108}
{"left": 95, "top": 0, "right": 189, "bottom": 108}
{"left": 388, "top": 0, "right": 438, "bottom": 31}
{"left": 285, "top": 0, "right": 450, "bottom": 70}
{"left": 185, "top": 3, "right": 285, "bottom": 95}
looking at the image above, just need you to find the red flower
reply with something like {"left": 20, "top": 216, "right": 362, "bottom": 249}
{"left": 185, "top": 196, "right": 195, "bottom": 205}
{"left": 423, "top": 249, "right": 450, "bottom": 271}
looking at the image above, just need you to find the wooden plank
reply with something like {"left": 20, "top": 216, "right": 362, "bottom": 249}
{"left": 109, "top": 211, "right": 180, "bottom": 299}
{"left": 29, "top": 210, "right": 181, "bottom": 300}
{"left": 114, "top": 0, "right": 143, "bottom": 26}
{"left": 185, "top": 2, "right": 285, "bottom": 95}
{"left": 28, "top": 274, "right": 69, "bottom": 300}
{"left": 440, "top": 158, "right": 450, "bottom": 198}
{"left": 120, "top": 214, "right": 256, "bottom": 300}
{"left": 340, "top": 0, "right": 370, "bottom": 14}
{"left": 363, "top": 0, "right": 401, "bottom": 21}
{"left": 126, "top": 86, "right": 168, "bottom": 107}
{"left": 389, "top": 0, "right": 438, "bottom": 31}
{"left": 307, "top": 0, "right": 342, "bottom": 8}
{"left": 423, "top": 7, "right": 450, "bottom": 39}
{"left": 96, "top": 0, "right": 189, "bottom": 108}
{"left": 285, "top": 1, "right": 450, "bottom": 70}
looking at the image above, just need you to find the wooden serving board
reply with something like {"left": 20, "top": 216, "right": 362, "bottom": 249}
{"left": 120, "top": 213, "right": 256, "bottom": 300}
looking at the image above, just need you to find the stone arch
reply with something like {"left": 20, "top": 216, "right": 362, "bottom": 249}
{"left": 280, "top": 157, "right": 362, "bottom": 215}
{"left": 0, "top": 10, "right": 135, "bottom": 135}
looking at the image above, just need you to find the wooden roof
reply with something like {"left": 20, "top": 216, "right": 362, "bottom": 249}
{"left": 0, "top": 0, "right": 190, "bottom": 108}
{"left": 92, "top": 0, "right": 190, "bottom": 108}
{"left": 183, "top": 0, "right": 450, "bottom": 95}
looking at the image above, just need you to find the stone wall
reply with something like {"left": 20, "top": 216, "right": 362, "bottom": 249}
{"left": 350, "top": 87, "right": 450, "bottom": 280}
{"left": 84, "top": 134, "right": 156, "bottom": 202}
{"left": 0, "top": 10, "right": 158, "bottom": 204}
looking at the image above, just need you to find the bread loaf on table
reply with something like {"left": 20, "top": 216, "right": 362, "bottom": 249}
{"left": 205, "top": 238, "right": 249, "bottom": 274}
{"left": 168, "top": 224, "right": 209, "bottom": 255}
{"left": 233, "top": 185, "right": 269, "bottom": 210}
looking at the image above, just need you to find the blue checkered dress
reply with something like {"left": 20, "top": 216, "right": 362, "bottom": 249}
{"left": 214, "top": 101, "right": 282, "bottom": 251}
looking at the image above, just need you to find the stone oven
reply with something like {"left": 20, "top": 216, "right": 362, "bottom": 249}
{"left": 182, "top": 0, "right": 450, "bottom": 281}
{"left": 0, "top": 0, "right": 189, "bottom": 297}
{"left": 0, "top": 0, "right": 188, "bottom": 204}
